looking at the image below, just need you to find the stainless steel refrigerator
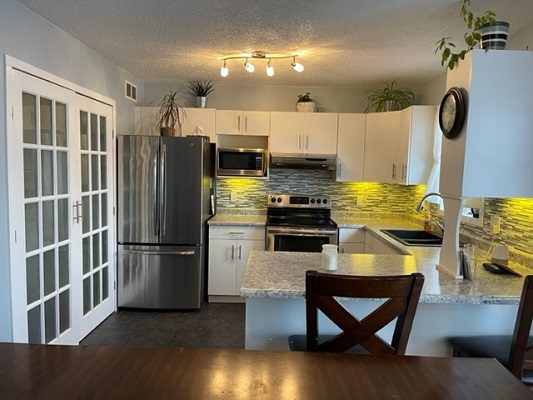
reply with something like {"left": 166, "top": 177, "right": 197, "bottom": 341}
{"left": 117, "top": 135, "right": 213, "bottom": 309}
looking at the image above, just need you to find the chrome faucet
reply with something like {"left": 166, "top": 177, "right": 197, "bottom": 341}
{"left": 416, "top": 192, "right": 444, "bottom": 232}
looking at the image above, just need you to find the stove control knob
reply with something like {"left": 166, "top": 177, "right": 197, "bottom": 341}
{"left": 270, "top": 197, "right": 276, "bottom": 203}
{"left": 317, "top": 199, "right": 322, "bottom": 204}
{"left": 277, "top": 197, "right": 282, "bottom": 203}
{"left": 323, "top": 199, "right": 328, "bottom": 204}
{"left": 310, "top": 199, "right": 315, "bottom": 204}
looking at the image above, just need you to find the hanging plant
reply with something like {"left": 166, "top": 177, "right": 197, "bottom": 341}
{"left": 435, "top": 0, "right": 501, "bottom": 70}
{"left": 364, "top": 81, "right": 414, "bottom": 113}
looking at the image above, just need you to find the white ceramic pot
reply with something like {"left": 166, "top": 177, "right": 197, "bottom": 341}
{"left": 296, "top": 101, "right": 316, "bottom": 112}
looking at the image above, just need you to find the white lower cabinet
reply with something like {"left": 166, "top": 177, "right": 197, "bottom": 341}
{"left": 338, "top": 228, "right": 365, "bottom": 254}
{"left": 365, "top": 232, "right": 402, "bottom": 255}
{"left": 208, "top": 226, "right": 265, "bottom": 299}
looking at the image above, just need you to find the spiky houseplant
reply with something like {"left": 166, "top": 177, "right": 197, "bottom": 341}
{"left": 435, "top": 0, "right": 497, "bottom": 70}
{"left": 157, "top": 90, "right": 185, "bottom": 136}
{"left": 364, "top": 81, "right": 414, "bottom": 113}
{"left": 187, "top": 80, "right": 215, "bottom": 97}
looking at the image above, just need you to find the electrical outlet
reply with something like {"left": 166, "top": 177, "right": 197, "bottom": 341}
{"left": 490, "top": 215, "right": 501, "bottom": 235}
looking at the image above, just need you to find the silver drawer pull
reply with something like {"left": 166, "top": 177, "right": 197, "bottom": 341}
{"left": 229, "top": 231, "right": 245, "bottom": 235}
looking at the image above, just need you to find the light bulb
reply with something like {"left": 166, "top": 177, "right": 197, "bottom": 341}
{"left": 266, "top": 60, "right": 274, "bottom": 77}
{"left": 220, "top": 65, "right": 229, "bottom": 77}
{"left": 244, "top": 59, "right": 255, "bottom": 73}
{"left": 293, "top": 62, "right": 304, "bottom": 72}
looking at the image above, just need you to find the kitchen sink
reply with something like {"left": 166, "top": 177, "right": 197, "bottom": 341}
{"left": 381, "top": 229, "right": 443, "bottom": 247}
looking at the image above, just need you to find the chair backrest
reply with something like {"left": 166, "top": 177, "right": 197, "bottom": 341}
{"left": 509, "top": 275, "right": 533, "bottom": 378}
{"left": 305, "top": 270, "right": 424, "bottom": 354}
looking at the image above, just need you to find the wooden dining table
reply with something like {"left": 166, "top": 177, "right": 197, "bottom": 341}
{"left": 0, "top": 343, "right": 531, "bottom": 399}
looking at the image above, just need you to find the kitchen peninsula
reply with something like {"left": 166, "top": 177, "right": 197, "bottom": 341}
{"left": 241, "top": 224, "right": 528, "bottom": 356}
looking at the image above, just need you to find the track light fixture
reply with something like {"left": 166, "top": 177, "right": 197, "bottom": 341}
{"left": 220, "top": 51, "right": 304, "bottom": 77}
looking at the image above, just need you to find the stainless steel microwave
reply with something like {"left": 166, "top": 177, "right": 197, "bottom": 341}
{"left": 217, "top": 148, "right": 267, "bottom": 177}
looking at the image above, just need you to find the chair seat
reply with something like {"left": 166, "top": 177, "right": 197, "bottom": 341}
{"left": 450, "top": 335, "right": 533, "bottom": 384}
{"left": 288, "top": 334, "right": 367, "bottom": 354}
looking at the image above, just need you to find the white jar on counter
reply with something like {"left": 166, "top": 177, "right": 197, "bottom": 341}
{"left": 322, "top": 244, "right": 338, "bottom": 271}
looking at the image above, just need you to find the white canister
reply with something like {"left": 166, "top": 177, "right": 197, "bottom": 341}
{"left": 322, "top": 244, "right": 338, "bottom": 271}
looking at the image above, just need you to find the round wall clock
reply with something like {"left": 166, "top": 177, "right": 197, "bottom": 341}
{"left": 439, "top": 87, "right": 466, "bottom": 139}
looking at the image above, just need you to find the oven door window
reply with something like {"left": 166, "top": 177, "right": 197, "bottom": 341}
{"left": 274, "top": 234, "right": 331, "bottom": 253}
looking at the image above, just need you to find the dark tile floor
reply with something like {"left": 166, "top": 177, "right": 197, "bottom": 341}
{"left": 80, "top": 303, "right": 245, "bottom": 348}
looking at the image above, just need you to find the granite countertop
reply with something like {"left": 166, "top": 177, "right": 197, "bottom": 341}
{"left": 208, "top": 214, "right": 266, "bottom": 226}
{"left": 241, "top": 218, "right": 528, "bottom": 305}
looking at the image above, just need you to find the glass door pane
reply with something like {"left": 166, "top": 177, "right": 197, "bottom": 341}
{"left": 21, "top": 90, "right": 73, "bottom": 344}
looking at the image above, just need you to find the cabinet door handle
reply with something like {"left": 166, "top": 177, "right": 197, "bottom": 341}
{"left": 231, "top": 244, "right": 235, "bottom": 260}
{"left": 244, "top": 116, "right": 248, "bottom": 132}
{"left": 338, "top": 162, "right": 342, "bottom": 177}
{"left": 237, "top": 115, "right": 241, "bottom": 132}
{"left": 392, "top": 163, "right": 397, "bottom": 179}
{"left": 298, "top": 134, "right": 302, "bottom": 149}
{"left": 305, "top": 134, "right": 309, "bottom": 150}
{"left": 238, "top": 245, "right": 242, "bottom": 260}
{"left": 402, "top": 164, "right": 407, "bottom": 180}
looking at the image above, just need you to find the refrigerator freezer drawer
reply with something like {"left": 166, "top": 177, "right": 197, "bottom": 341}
{"left": 118, "top": 245, "right": 204, "bottom": 309}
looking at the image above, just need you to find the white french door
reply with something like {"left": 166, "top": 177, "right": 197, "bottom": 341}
{"left": 7, "top": 66, "right": 115, "bottom": 344}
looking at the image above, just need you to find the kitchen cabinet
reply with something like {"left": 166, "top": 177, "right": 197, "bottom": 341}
{"left": 440, "top": 49, "right": 533, "bottom": 198}
{"left": 395, "top": 106, "right": 437, "bottom": 185}
{"left": 365, "top": 232, "right": 402, "bottom": 255}
{"left": 182, "top": 108, "right": 216, "bottom": 142}
{"left": 363, "top": 106, "right": 436, "bottom": 184}
{"left": 270, "top": 112, "right": 338, "bottom": 155}
{"left": 363, "top": 110, "right": 401, "bottom": 183}
{"left": 134, "top": 106, "right": 216, "bottom": 142}
{"left": 338, "top": 228, "right": 365, "bottom": 254}
{"left": 216, "top": 110, "right": 270, "bottom": 136}
{"left": 336, "top": 113, "right": 366, "bottom": 181}
{"left": 208, "top": 226, "right": 265, "bottom": 299}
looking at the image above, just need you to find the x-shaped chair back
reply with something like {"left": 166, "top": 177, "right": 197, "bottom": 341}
{"left": 510, "top": 275, "right": 533, "bottom": 378}
{"left": 305, "top": 270, "right": 424, "bottom": 354}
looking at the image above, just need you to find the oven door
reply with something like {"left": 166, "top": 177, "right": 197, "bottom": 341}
{"left": 266, "top": 226, "right": 338, "bottom": 253}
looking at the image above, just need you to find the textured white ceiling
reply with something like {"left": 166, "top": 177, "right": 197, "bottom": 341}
{"left": 16, "top": 0, "right": 533, "bottom": 89}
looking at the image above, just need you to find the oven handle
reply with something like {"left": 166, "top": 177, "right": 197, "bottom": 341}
{"left": 267, "top": 227, "right": 338, "bottom": 236}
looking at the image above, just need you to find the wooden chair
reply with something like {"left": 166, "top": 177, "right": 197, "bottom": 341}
{"left": 449, "top": 275, "right": 533, "bottom": 384}
{"left": 289, "top": 270, "right": 425, "bottom": 354}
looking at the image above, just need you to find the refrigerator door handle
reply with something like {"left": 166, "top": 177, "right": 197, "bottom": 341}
{"left": 121, "top": 249, "right": 196, "bottom": 256}
{"left": 161, "top": 143, "right": 167, "bottom": 236}
{"left": 153, "top": 146, "right": 159, "bottom": 237}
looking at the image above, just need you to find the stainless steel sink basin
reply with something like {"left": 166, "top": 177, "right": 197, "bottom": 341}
{"left": 381, "top": 229, "right": 443, "bottom": 247}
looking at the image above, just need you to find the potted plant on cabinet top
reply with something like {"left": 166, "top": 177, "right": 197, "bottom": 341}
{"left": 296, "top": 92, "right": 316, "bottom": 112}
{"left": 187, "top": 80, "right": 215, "bottom": 108}
{"left": 435, "top": 0, "right": 509, "bottom": 70}
{"left": 157, "top": 90, "right": 185, "bottom": 136}
{"left": 364, "top": 81, "right": 414, "bottom": 113}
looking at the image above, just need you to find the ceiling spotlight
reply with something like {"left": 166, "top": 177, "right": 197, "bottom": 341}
{"left": 292, "top": 56, "right": 304, "bottom": 72}
{"left": 266, "top": 59, "right": 275, "bottom": 77}
{"left": 220, "top": 60, "right": 229, "bottom": 77}
{"left": 244, "top": 59, "right": 255, "bottom": 73}
{"left": 220, "top": 51, "right": 304, "bottom": 77}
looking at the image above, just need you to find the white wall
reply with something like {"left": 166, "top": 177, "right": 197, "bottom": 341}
{"left": 144, "top": 83, "right": 372, "bottom": 113}
{"left": 0, "top": 0, "right": 142, "bottom": 341}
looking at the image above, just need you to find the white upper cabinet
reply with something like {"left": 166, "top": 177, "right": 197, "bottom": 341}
{"left": 395, "top": 106, "right": 437, "bottom": 185}
{"left": 270, "top": 112, "right": 338, "bottom": 155}
{"left": 363, "top": 107, "right": 436, "bottom": 185}
{"left": 135, "top": 106, "right": 216, "bottom": 142}
{"left": 336, "top": 113, "right": 366, "bottom": 181}
{"left": 363, "top": 110, "right": 401, "bottom": 183}
{"left": 182, "top": 108, "right": 216, "bottom": 142}
{"left": 440, "top": 50, "right": 533, "bottom": 198}
{"left": 215, "top": 110, "right": 270, "bottom": 136}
